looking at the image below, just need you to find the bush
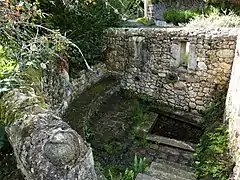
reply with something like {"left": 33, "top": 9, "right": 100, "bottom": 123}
{"left": 39, "top": 0, "right": 121, "bottom": 74}
{"left": 163, "top": 9, "right": 199, "bottom": 25}
{"left": 187, "top": 11, "right": 240, "bottom": 28}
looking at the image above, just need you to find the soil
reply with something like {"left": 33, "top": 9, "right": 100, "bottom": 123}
{"left": 0, "top": 140, "right": 24, "bottom": 180}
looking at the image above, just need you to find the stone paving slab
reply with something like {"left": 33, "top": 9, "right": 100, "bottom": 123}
{"left": 135, "top": 173, "right": 160, "bottom": 180}
{"left": 155, "top": 158, "right": 194, "bottom": 173}
{"left": 135, "top": 112, "right": 158, "bottom": 138}
{"left": 149, "top": 162, "right": 196, "bottom": 180}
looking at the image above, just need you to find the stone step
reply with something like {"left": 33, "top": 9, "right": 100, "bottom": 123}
{"left": 146, "top": 134, "right": 196, "bottom": 152}
{"left": 155, "top": 158, "right": 194, "bottom": 173}
{"left": 138, "top": 169, "right": 193, "bottom": 180}
{"left": 147, "top": 162, "right": 196, "bottom": 180}
{"left": 135, "top": 173, "right": 160, "bottom": 180}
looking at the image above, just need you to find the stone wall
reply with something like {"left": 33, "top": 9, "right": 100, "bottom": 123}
{"left": 148, "top": 0, "right": 203, "bottom": 20}
{"left": 3, "top": 63, "right": 107, "bottom": 180}
{"left": 104, "top": 28, "right": 237, "bottom": 114}
{"left": 225, "top": 35, "right": 240, "bottom": 179}
{"left": 42, "top": 63, "right": 107, "bottom": 115}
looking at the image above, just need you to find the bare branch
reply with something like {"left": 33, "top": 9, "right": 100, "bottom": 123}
{"left": 17, "top": 22, "right": 95, "bottom": 72}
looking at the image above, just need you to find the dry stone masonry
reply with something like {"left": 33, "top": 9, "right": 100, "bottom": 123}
{"left": 104, "top": 28, "right": 237, "bottom": 114}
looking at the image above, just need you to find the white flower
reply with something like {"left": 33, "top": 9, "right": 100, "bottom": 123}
{"left": 40, "top": 63, "right": 47, "bottom": 69}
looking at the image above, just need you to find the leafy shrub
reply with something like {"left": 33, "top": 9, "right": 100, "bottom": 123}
{"left": 187, "top": 11, "right": 240, "bottom": 28}
{"left": 194, "top": 91, "right": 234, "bottom": 180}
{"left": 0, "top": 0, "right": 80, "bottom": 127}
{"left": 39, "top": 0, "right": 121, "bottom": 73}
{"left": 163, "top": 9, "right": 199, "bottom": 25}
{"left": 136, "top": 16, "right": 155, "bottom": 26}
{"left": 204, "top": 0, "right": 240, "bottom": 14}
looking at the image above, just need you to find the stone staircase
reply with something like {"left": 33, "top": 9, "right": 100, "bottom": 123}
{"left": 136, "top": 158, "right": 196, "bottom": 180}
{"left": 134, "top": 110, "right": 200, "bottom": 180}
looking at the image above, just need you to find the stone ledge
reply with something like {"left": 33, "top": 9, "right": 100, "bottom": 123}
{"left": 140, "top": 112, "right": 159, "bottom": 134}
{"left": 146, "top": 134, "right": 196, "bottom": 152}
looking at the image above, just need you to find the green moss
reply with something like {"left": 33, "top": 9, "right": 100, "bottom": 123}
{"left": 21, "top": 68, "right": 42, "bottom": 84}
{"left": 103, "top": 141, "right": 126, "bottom": 154}
{"left": 0, "top": 67, "right": 46, "bottom": 126}
{"left": 91, "top": 83, "right": 106, "bottom": 94}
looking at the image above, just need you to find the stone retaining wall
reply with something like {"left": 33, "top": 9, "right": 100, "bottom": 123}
{"left": 43, "top": 63, "right": 107, "bottom": 115}
{"left": 104, "top": 28, "right": 237, "bottom": 114}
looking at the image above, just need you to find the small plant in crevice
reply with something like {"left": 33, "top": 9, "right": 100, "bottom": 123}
{"left": 84, "top": 125, "right": 94, "bottom": 141}
{"left": 194, "top": 91, "right": 234, "bottom": 180}
{"left": 107, "top": 154, "right": 147, "bottom": 180}
{"left": 130, "top": 103, "right": 149, "bottom": 140}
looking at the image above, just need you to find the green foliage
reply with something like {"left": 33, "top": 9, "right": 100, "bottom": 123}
{"left": 163, "top": 9, "right": 199, "bottom": 25}
{"left": 131, "top": 103, "right": 147, "bottom": 124}
{"left": 84, "top": 125, "right": 94, "bottom": 141}
{"left": 0, "top": 0, "right": 75, "bottom": 126}
{"left": 133, "top": 154, "right": 147, "bottom": 173}
{"left": 201, "top": 91, "right": 226, "bottom": 129}
{"left": 130, "top": 103, "right": 148, "bottom": 143}
{"left": 107, "top": 155, "right": 147, "bottom": 180}
{"left": 0, "top": 46, "right": 17, "bottom": 80}
{"left": 0, "top": 0, "right": 74, "bottom": 97}
{"left": 187, "top": 10, "right": 240, "bottom": 28}
{"left": 136, "top": 16, "right": 155, "bottom": 26}
{"left": 39, "top": 0, "right": 121, "bottom": 72}
{"left": 195, "top": 125, "right": 232, "bottom": 180}
{"left": 203, "top": 0, "right": 240, "bottom": 14}
{"left": 194, "top": 91, "right": 234, "bottom": 180}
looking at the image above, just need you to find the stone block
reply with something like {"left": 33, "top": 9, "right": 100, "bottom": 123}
{"left": 217, "top": 49, "right": 234, "bottom": 58}
{"left": 189, "top": 102, "right": 196, "bottom": 109}
{"left": 197, "top": 62, "right": 207, "bottom": 71}
{"left": 173, "top": 81, "right": 186, "bottom": 90}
